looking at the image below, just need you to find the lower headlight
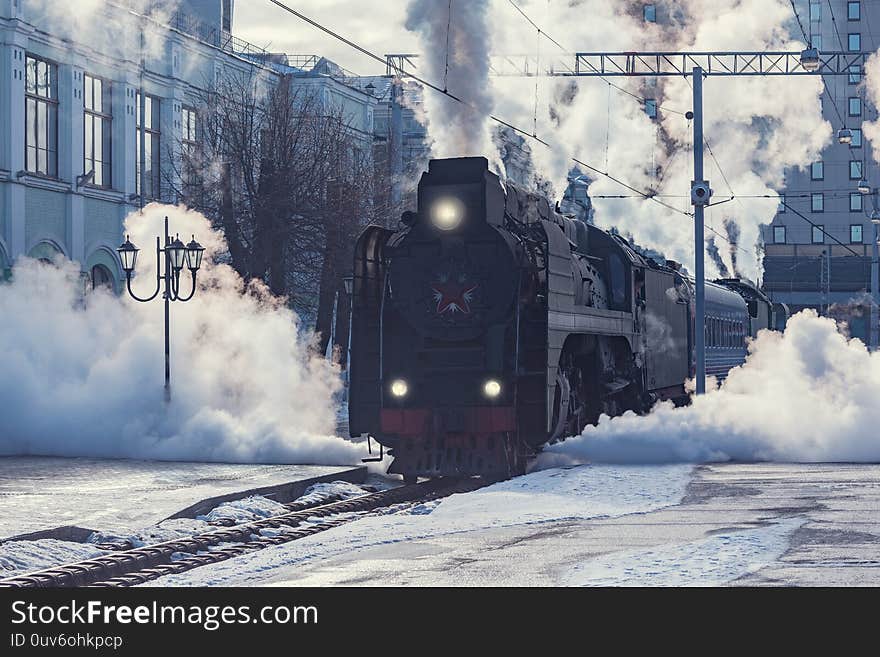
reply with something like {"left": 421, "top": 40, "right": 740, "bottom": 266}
{"left": 390, "top": 379, "right": 409, "bottom": 398}
{"left": 483, "top": 379, "right": 502, "bottom": 399}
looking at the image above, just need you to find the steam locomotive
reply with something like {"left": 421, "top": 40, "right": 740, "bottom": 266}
{"left": 348, "top": 157, "right": 785, "bottom": 480}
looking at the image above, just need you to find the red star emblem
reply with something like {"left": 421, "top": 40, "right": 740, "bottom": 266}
{"left": 431, "top": 280, "right": 478, "bottom": 314}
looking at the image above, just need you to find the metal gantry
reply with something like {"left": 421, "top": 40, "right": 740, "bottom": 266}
{"left": 386, "top": 49, "right": 870, "bottom": 392}
{"left": 386, "top": 51, "right": 867, "bottom": 78}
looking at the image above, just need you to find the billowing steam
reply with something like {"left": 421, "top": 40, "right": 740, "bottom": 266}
{"left": 405, "top": 0, "right": 498, "bottom": 162}
{"left": 722, "top": 218, "right": 742, "bottom": 278}
{"left": 540, "top": 310, "right": 880, "bottom": 465}
{"left": 863, "top": 51, "right": 880, "bottom": 164}
{"left": 705, "top": 236, "right": 730, "bottom": 278}
{"left": 405, "top": 0, "right": 830, "bottom": 280}
{"left": 0, "top": 205, "right": 361, "bottom": 465}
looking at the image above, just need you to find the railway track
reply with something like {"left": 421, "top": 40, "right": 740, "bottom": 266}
{"left": 0, "top": 477, "right": 491, "bottom": 588}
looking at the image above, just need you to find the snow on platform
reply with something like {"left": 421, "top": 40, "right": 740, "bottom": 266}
{"left": 0, "top": 457, "right": 365, "bottom": 541}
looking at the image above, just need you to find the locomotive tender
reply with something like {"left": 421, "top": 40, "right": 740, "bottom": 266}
{"left": 349, "top": 157, "right": 784, "bottom": 480}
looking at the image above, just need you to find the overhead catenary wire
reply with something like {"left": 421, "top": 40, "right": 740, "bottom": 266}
{"left": 789, "top": 0, "right": 848, "bottom": 129}
{"left": 781, "top": 199, "right": 862, "bottom": 256}
{"left": 505, "top": 0, "right": 687, "bottom": 116}
{"left": 443, "top": 0, "right": 452, "bottom": 92}
{"left": 266, "top": 0, "right": 695, "bottom": 219}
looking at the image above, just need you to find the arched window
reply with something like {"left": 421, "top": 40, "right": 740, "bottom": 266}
{"left": 90, "top": 264, "right": 114, "bottom": 291}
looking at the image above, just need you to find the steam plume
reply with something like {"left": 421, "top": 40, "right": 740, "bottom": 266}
{"left": 0, "top": 204, "right": 361, "bottom": 465}
{"left": 541, "top": 310, "right": 880, "bottom": 464}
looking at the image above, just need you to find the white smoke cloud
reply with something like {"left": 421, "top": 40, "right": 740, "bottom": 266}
{"left": 23, "top": 0, "right": 179, "bottom": 64}
{"left": 540, "top": 310, "right": 880, "bottom": 465}
{"left": 492, "top": 0, "right": 829, "bottom": 280}
{"left": 382, "top": 0, "right": 827, "bottom": 278}
{"left": 404, "top": 0, "right": 500, "bottom": 163}
{"left": 862, "top": 51, "right": 880, "bottom": 163}
{"left": 0, "top": 204, "right": 361, "bottom": 465}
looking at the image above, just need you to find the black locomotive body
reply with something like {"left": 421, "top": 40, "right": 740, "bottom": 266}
{"left": 348, "top": 157, "right": 782, "bottom": 480}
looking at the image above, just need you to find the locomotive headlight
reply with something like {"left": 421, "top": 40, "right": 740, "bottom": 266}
{"left": 390, "top": 379, "right": 409, "bottom": 398}
{"left": 483, "top": 379, "right": 502, "bottom": 399}
{"left": 430, "top": 197, "right": 465, "bottom": 231}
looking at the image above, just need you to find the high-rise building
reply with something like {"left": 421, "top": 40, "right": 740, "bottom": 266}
{"left": 762, "top": 0, "right": 879, "bottom": 342}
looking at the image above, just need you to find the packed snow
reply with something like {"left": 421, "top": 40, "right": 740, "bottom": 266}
{"left": 0, "top": 479, "right": 374, "bottom": 579}
{"left": 0, "top": 457, "right": 356, "bottom": 539}
{"left": 564, "top": 517, "right": 805, "bottom": 586}
{"left": 147, "top": 464, "right": 695, "bottom": 586}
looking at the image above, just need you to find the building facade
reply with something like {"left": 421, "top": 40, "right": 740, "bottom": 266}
{"left": 0, "top": 0, "right": 376, "bottom": 291}
{"left": 761, "top": 0, "right": 879, "bottom": 343}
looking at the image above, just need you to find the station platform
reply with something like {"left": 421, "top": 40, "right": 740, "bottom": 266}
{"left": 0, "top": 457, "right": 366, "bottom": 542}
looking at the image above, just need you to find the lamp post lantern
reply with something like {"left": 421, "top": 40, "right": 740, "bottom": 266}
{"left": 117, "top": 215, "right": 204, "bottom": 402}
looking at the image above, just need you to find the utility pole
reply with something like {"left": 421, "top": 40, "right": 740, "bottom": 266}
{"left": 690, "top": 67, "right": 708, "bottom": 395}
{"left": 871, "top": 207, "right": 879, "bottom": 350}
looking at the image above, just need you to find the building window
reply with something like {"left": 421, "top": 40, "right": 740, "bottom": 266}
{"left": 851, "top": 224, "right": 864, "bottom": 243}
{"left": 778, "top": 194, "right": 786, "bottom": 213}
{"left": 811, "top": 33, "right": 822, "bottom": 50}
{"left": 645, "top": 98, "right": 657, "bottom": 119}
{"left": 851, "top": 192, "right": 863, "bottom": 212}
{"left": 136, "top": 93, "right": 161, "bottom": 200}
{"left": 90, "top": 264, "right": 114, "bottom": 291}
{"left": 811, "top": 161, "right": 824, "bottom": 180}
{"left": 181, "top": 105, "right": 199, "bottom": 191}
{"left": 850, "top": 160, "right": 863, "bottom": 179}
{"left": 849, "top": 96, "right": 862, "bottom": 116}
{"left": 849, "top": 64, "right": 862, "bottom": 84}
{"left": 809, "top": 1, "right": 821, "bottom": 22}
{"left": 852, "top": 128, "right": 863, "bottom": 147}
{"left": 848, "top": 1, "right": 861, "bottom": 21}
{"left": 849, "top": 33, "right": 861, "bottom": 51}
{"left": 644, "top": 4, "right": 656, "bottom": 22}
{"left": 774, "top": 225, "right": 786, "bottom": 244}
{"left": 25, "top": 55, "right": 58, "bottom": 177}
{"left": 83, "top": 74, "right": 112, "bottom": 188}
{"left": 811, "top": 193, "right": 824, "bottom": 212}
{"left": 812, "top": 225, "right": 825, "bottom": 244}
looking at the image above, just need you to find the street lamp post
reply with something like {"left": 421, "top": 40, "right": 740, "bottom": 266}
{"left": 117, "top": 215, "right": 205, "bottom": 402}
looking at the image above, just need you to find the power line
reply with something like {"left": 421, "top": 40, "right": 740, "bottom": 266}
{"left": 266, "top": 0, "right": 694, "bottom": 219}
{"left": 781, "top": 199, "right": 861, "bottom": 256}
{"left": 788, "top": 0, "right": 848, "bottom": 129}
{"left": 443, "top": 0, "right": 452, "bottom": 92}
{"left": 504, "top": 0, "right": 687, "bottom": 117}
{"left": 790, "top": 0, "right": 810, "bottom": 45}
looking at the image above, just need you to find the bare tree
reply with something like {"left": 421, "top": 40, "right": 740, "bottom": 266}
{"left": 167, "top": 68, "right": 398, "bottom": 365}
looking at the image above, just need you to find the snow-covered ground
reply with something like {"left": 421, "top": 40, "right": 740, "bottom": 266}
{"left": 0, "top": 457, "right": 358, "bottom": 539}
{"left": 0, "top": 481, "right": 370, "bottom": 579}
{"left": 149, "top": 464, "right": 695, "bottom": 586}
{"left": 5, "top": 462, "right": 879, "bottom": 586}
{"left": 145, "top": 462, "right": 880, "bottom": 587}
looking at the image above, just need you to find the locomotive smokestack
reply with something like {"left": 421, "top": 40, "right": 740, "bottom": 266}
{"left": 418, "top": 157, "right": 505, "bottom": 227}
